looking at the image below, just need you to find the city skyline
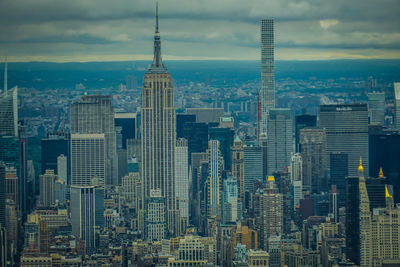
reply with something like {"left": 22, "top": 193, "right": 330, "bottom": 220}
{"left": 0, "top": 0, "right": 399, "bottom": 62}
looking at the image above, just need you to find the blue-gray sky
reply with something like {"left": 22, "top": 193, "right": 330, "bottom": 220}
{"left": 0, "top": 0, "right": 399, "bottom": 62}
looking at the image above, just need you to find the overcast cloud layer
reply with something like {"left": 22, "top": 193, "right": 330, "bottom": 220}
{"left": 0, "top": 0, "right": 399, "bottom": 61}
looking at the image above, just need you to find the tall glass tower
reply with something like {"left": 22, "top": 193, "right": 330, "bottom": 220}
{"left": 141, "top": 4, "right": 178, "bottom": 237}
{"left": 260, "top": 19, "right": 275, "bottom": 135}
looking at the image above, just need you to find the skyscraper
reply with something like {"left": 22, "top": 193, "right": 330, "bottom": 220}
{"left": 330, "top": 152, "right": 348, "bottom": 208}
{"left": 0, "top": 162, "right": 5, "bottom": 228}
{"left": 232, "top": 136, "right": 245, "bottom": 206}
{"left": 367, "top": 92, "right": 385, "bottom": 125}
{"left": 70, "top": 184, "right": 104, "bottom": 254}
{"left": 369, "top": 125, "right": 400, "bottom": 203}
{"left": 141, "top": 5, "right": 178, "bottom": 237}
{"left": 207, "top": 140, "right": 223, "bottom": 218}
{"left": 0, "top": 61, "right": 18, "bottom": 138}
{"left": 39, "top": 169, "right": 56, "bottom": 207}
{"left": 244, "top": 145, "right": 263, "bottom": 193}
{"left": 57, "top": 154, "right": 67, "bottom": 184}
{"left": 209, "top": 126, "right": 234, "bottom": 171}
{"left": 175, "top": 138, "right": 189, "bottom": 232}
{"left": 70, "top": 133, "right": 105, "bottom": 185}
{"left": 299, "top": 128, "right": 328, "bottom": 193}
{"left": 394, "top": 82, "right": 400, "bottom": 130}
{"left": 319, "top": 104, "right": 369, "bottom": 177}
{"left": 358, "top": 160, "right": 372, "bottom": 267}
{"left": 260, "top": 176, "right": 283, "bottom": 250}
{"left": 70, "top": 95, "right": 117, "bottom": 185}
{"left": 295, "top": 114, "right": 317, "bottom": 152}
{"left": 41, "top": 132, "right": 69, "bottom": 176}
{"left": 260, "top": 19, "right": 275, "bottom": 134}
{"left": 267, "top": 109, "right": 293, "bottom": 175}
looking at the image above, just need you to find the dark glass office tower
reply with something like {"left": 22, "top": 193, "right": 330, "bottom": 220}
{"left": 176, "top": 114, "right": 196, "bottom": 139}
{"left": 114, "top": 113, "right": 136, "bottom": 149}
{"left": 183, "top": 122, "right": 209, "bottom": 163}
{"left": 365, "top": 176, "right": 386, "bottom": 211}
{"left": 209, "top": 126, "right": 234, "bottom": 171}
{"left": 330, "top": 152, "right": 348, "bottom": 208}
{"left": 41, "top": 132, "right": 69, "bottom": 175}
{"left": 369, "top": 125, "right": 400, "bottom": 203}
{"left": 295, "top": 114, "right": 316, "bottom": 152}
{"left": 346, "top": 176, "right": 360, "bottom": 265}
{"left": 0, "top": 162, "right": 5, "bottom": 228}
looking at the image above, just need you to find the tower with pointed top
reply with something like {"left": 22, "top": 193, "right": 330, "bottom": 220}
{"left": 141, "top": 4, "right": 179, "bottom": 238}
{"left": 0, "top": 60, "right": 18, "bottom": 137}
{"left": 358, "top": 158, "right": 372, "bottom": 267}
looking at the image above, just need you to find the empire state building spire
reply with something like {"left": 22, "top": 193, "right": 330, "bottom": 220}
{"left": 150, "top": 3, "right": 166, "bottom": 72}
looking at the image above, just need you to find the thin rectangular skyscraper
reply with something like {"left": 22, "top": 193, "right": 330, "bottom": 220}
{"left": 260, "top": 19, "right": 275, "bottom": 135}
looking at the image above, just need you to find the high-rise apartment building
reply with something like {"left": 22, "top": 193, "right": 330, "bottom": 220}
{"left": 70, "top": 134, "right": 105, "bottom": 185}
{"left": 70, "top": 185, "right": 104, "bottom": 254}
{"left": 394, "top": 82, "right": 400, "bottom": 130}
{"left": 260, "top": 19, "right": 275, "bottom": 134}
{"left": 232, "top": 136, "right": 245, "bottom": 206}
{"left": 299, "top": 128, "right": 328, "bottom": 193}
{"left": 207, "top": 140, "right": 223, "bottom": 218}
{"left": 39, "top": 169, "right": 56, "bottom": 207}
{"left": 222, "top": 177, "right": 240, "bottom": 224}
{"left": 260, "top": 176, "right": 283, "bottom": 250}
{"left": 57, "top": 154, "right": 67, "bottom": 184}
{"left": 175, "top": 138, "right": 189, "bottom": 232}
{"left": 244, "top": 145, "right": 263, "bottom": 193}
{"left": 70, "top": 95, "right": 117, "bottom": 185}
{"left": 141, "top": 6, "right": 178, "bottom": 237}
{"left": 267, "top": 109, "right": 293, "bottom": 175}
{"left": 367, "top": 92, "right": 385, "bottom": 125}
{"left": 319, "top": 104, "right": 369, "bottom": 177}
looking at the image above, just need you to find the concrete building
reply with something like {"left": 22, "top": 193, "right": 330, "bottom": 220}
{"left": 319, "top": 103, "right": 369, "bottom": 177}
{"left": 207, "top": 140, "right": 223, "bottom": 218}
{"left": 247, "top": 249, "right": 269, "bottom": 267}
{"left": 70, "top": 185, "right": 104, "bottom": 254}
{"left": 175, "top": 138, "right": 189, "bottom": 233}
{"left": 267, "top": 109, "right": 293, "bottom": 175}
{"left": 232, "top": 136, "right": 245, "bottom": 207}
{"left": 39, "top": 169, "right": 56, "bottom": 207}
{"left": 260, "top": 19, "right": 275, "bottom": 134}
{"left": 70, "top": 94, "right": 117, "bottom": 186}
{"left": 300, "top": 128, "right": 328, "bottom": 193}
{"left": 260, "top": 176, "right": 283, "bottom": 250}
{"left": 57, "top": 154, "right": 67, "bottom": 184}
{"left": 70, "top": 133, "right": 105, "bottom": 185}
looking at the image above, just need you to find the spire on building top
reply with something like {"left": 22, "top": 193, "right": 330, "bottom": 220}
{"left": 149, "top": 2, "right": 166, "bottom": 72}
{"left": 358, "top": 157, "right": 364, "bottom": 173}
{"left": 379, "top": 167, "right": 384, "bottom": 178}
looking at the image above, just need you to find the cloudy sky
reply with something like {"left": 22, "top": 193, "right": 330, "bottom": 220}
{"left": 0, "top": 0, "right": 399, "bottom": 62}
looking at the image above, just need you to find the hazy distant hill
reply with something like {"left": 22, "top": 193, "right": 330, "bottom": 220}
{"left": 1, "top": 60, "right": 400, "bottom": 90}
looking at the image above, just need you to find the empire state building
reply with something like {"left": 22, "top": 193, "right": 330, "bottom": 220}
{"left": 141, "top": 5, "right": 179, "bottom": 238}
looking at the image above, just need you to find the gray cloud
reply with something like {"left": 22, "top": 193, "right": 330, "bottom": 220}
{"left": 0, "top": 0, "right": 399, "bottom": 61}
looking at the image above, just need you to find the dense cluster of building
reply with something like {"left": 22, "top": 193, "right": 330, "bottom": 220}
{"left": 1, "top": 8, "right": 400, "bottom": 267}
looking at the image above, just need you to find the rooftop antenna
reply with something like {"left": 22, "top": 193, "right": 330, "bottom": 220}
{"left": 155, "top": 2, "right": 159, "bottom": 34}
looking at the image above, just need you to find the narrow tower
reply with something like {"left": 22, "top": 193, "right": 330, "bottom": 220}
{"left": 141, "top": 4, "right": 178, "bottom": 237}
{"left": 358, "top": 158, "right": 372, "bottom": 267}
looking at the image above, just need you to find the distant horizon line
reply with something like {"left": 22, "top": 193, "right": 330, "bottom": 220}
{"left": 3, "top": 58, "right": 400, "bottom": 64}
